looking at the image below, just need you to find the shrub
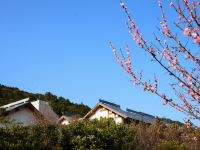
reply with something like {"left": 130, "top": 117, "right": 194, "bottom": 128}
{"left": 156, "top": 140, "right": 186, "bottom": 150}
{"left": 66, "top": 118, "right": 138, "bottom": 150}
{"left": 0, "top": 119, "right": 138, "bottom": 150}
{"left": 0, "top": 119, "right": 199, "bottom": 150}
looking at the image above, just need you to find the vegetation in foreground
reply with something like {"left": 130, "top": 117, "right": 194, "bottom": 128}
{"left": 0, "top": 118, "right": 200, "bottom": 150}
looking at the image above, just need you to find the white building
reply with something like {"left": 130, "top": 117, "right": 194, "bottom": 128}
{"left": 57, "top": 115, "right": 72, "bottom": 125}
{"left": 0, "top": 98, "right": 58, "bottom": 127}
{"left": 84, "top": 99, "right": 155, "bottom": 124}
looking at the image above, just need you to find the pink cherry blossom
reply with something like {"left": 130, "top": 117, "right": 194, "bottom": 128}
{"left": 162, "top": 100, "right": 167, "bottom": 105}
{"left": 185, "top": 54, "right": 190, "bottom": 59}
{"left": 187, "top": 74, "right": 193, "bottom": 85}
{"left": 167, "top": 56, "right": 172, "bottom": 61}
{"left": 112, "top": 0, "right": 200, "bottom": 122}
{"left": 194, "top": 36, "right": 200, "bottom": 44}
{"left": 191, "top": 33, "right": 197, "bottom": 38}
{"left": 183, "top": 28, "right": 190, "bottom": 36}
{"left": 161, "top": 94, "right": 166, "bottom": 99}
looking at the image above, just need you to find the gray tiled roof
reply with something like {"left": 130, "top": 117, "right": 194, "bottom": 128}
{"left": 99, "top": 102, "right": 128, "bottom": 118}
{"left": 99, "top": 99, "right": 155, "bottom": 124}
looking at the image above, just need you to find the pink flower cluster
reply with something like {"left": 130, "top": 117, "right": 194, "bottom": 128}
{"left": 111, "top": 0, "right": 200, "bottom": 121}
{"left": 183, "top": 27, "right": 200, "bottom": 44}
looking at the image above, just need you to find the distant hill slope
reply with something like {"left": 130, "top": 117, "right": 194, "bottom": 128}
{"left": 0, "top": 84, "right": 90, "bottom": 117}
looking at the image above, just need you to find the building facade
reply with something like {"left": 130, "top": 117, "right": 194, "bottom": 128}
{"left": 0, "top": 98, "right": 58, "bottom": 127}
{"left": 84, "top": 99, "right": 155, "bottom": 124}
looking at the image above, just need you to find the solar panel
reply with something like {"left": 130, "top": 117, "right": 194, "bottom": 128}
{"left": 99, "top": 99, "right": 120, "bottom": 108}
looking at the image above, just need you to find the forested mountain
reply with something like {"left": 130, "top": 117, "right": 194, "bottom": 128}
{"left": 0, "top": 84, "right": 90, "bottom": 117}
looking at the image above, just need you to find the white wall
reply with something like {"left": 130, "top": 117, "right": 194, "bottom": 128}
{"left": 60, "top": 120, "right": 70, "bottom": 125}
{"left": 89, "top": 107, "right": 124, "bottom": 123}
{"left": 4, "top": 107, "right": 39, "bottom": 126}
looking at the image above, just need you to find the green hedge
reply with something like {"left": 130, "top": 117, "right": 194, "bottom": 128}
{"left": 0, "top": 119, "right": 199, "bottom": 150}
{"left": 156, "top": 140, "right": 186, "bottom": 150}
{"left": 0, "top": 118, "right": 137, "bottom": 150}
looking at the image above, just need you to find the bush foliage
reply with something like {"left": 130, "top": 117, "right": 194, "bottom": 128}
{"left": 0, "top": 118, "right": 200, "bottom": 150}
{"left": 0, "top": 119, "right": 137, "bottom": 150}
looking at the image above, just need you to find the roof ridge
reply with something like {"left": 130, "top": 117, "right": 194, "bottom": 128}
{"left": 99, "top": 99, "right": 120, "bottom": 108}
{"left": 1, "top": 98, "right": 29, "bottom": 109}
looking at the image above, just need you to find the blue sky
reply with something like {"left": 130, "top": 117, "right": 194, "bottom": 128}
{"left": 0, "top": 0, "right": 198, "bottom": 125}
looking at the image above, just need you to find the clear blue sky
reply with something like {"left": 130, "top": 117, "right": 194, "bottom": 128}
{"left": 0, "top": 0, "right": 198, "bottom": 125}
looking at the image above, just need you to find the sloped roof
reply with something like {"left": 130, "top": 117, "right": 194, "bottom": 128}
{"left": 57, "top": 115, "right": 72, "bottom": 124}
{"left": 1, "top": 98, "right": 29, "bottom": 111}
{"left": 126, "top": 108, "right": 155, "bottom": 124}
{"left": 99, "top": 101, "right": 128, "bottom": 118}
{"left": 84, "top": 99, "right": 155, "bottom": 124}
{"left": 0, "top": 98, "right": 46, "bottom": 123}
{"left": 1, "top": 98, "right": 59, "bottom": 123}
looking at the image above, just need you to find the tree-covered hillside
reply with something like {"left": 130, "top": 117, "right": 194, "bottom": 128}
{"left": 0, "top": 84, "right": 90, "bottom": 117}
